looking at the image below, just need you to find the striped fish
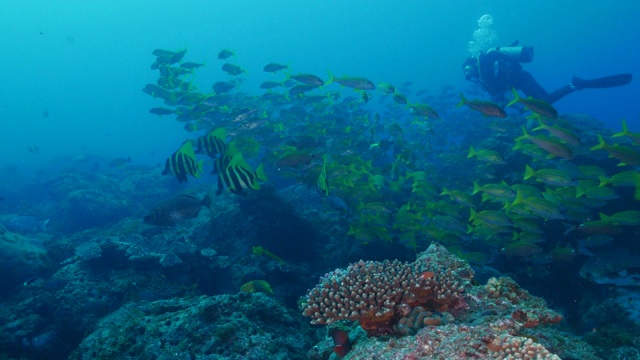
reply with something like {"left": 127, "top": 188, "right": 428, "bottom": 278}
{"left": 162, "top": 141, "right": 203, "bottom": 183}
{"left": 215, "top": 152, "right": 267, "bottom": 195}
{"left": 197, "top": 128, "right": 228, "bottom": 159}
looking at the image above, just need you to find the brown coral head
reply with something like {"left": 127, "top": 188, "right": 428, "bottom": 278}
{"left": 359, "top": 308, "right": 395, "bottom": 336}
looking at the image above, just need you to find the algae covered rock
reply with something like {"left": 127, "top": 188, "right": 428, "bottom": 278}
{"left": 70, "top": 293, "right": 314, "bottom": 360}
{"left": 0, "top": 225, "right": 49, "bottom": 296}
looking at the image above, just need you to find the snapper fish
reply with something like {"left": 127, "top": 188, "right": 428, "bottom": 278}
{"left": 457, "top": 92, "right": 506, "bottom": 118}
{"left": 507, "top": 88, "right": 558, "bottom": 119}
{"left": 263, "top": 63, "right": 288, "bottom": 72}
{"left": 143, "top": 194, "right": 210, "bottom": 227}
{"left": 217, "top": 49, "right": 234, "bottom": 60}
{"left": 326, "top": 72, "right": 375, "bottom": 90}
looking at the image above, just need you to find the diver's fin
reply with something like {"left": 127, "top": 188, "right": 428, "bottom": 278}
{"left": 571, "top": 74, "right": 632, "bottom": 89}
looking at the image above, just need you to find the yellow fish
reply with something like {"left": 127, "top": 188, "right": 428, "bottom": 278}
{"left": 252, "top": 246, "right": 284, "bottom": 263}
{"left": 240, "top": 280, "right": 273, "bottom": 294}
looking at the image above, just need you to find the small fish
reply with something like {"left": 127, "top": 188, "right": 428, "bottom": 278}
{"left": 515, "top": 126, "right": 574, "bottom": 160}
{"left": 590, "top": 134, "right": 640, "bottom": 167}
{"left": 417, "top": 271, "right": 435, "bottom": 280}
{"left": 275, "top": 152, "right": 314, "bottom": 168}
{"left": 23, "top": 277, "right": 39, "bottom": 287}
{"left": 378, "top": 83, "right": 396, "bottom": 94}
{"left": 221, "top": 63, "right": 245, "bottom": 76}
{"left": 179, "top": 62, "right": 205, "bottom": 70}
{"left": 502, "top": 241, "right": 543, "bottom": 257}
{"left": 109, "top": 157, "right": 131, "bottom": 168}
{"left": 392, "top": 93, "right": 408, "bottom": 105}
{"left": 331, "top": 329, "right": 352, "bottom": 358}
{"left": 289, "top": 84, "right": 318, "bottom": 97}
{"left": 212, "top": 81, "right": 235, "bottom": 93}
{"left": 240, "top": 280, "right": 273, "bottom": 294}
{"left": 532, "top": 119, "right": 580, "bottom": 146}
{"left": 408, "top": 103, "right": 438, "bottom": 119}
{"left": 149, "top": 107, "right": 175, "bottom": 116}
{"left": 215, "top": 152, "right": 267, "bottom": 195}
{"left": 524, "top": 165, "right": 575, "bottom": 187}
{"left": 218, "top": 49, "right": 234, "bottom": 60}
{"left": 467, "top": 146, "right": 506, "bottom": 165}
{"left": 326, "top": 72, "right": 375, "bottom": 90}
{"left": 578, "top": 220, "right": 622, "bottom": 234}
{"left": 197, "top": 128, "right": 228, "bottom": 159}
{"left": 612, "top": 119, "right": 640, "bottom": 145}
{"left": 507, "top": 88, "right": 558, "bottom": 119}
{"left": 289, "top": 73, "right": 324, "bottom": 86}
{"left": 252, "top": 246, "right": 284, "bottom": 263}
{"left": 162, "top": 141, "right": 204, "bottom": 183}
{"left": 143, "top": 194, "right": 210, "bottom": 227}
{"left": 599, "top": 211, "right": 640, "bottom": 226}
{"left": 259, "top": 81, "right": 282, "bottom": 89}
{"left": 457, "top": 92, "right": 506, "bottom": 118}
{"left": 263, "top": 63, "right": 288, "bottom": 72}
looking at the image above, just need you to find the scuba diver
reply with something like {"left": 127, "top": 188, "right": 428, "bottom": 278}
{"left": 463, "top": 41, "right": 632, "bottom": 104}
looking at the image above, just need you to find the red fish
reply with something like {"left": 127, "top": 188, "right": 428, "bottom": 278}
{"left": 331, "top": 329, "right": 351, "bottom": 358}
{"left": 457, "top": 92, "right": 506, "bottom": 118}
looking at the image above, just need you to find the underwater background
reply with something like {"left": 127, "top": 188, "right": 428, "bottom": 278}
{"left": 1, "top": 1, "right": 640, "bottom": 359}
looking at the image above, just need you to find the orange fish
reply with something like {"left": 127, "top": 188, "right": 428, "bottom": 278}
{"left": 331, "top": 329, "right": 351, "bottom": 358}
{"left": 418, "top": 271, "right": 435, "bottom": 280}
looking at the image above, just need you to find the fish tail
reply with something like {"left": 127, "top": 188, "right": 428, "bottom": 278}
{"left": 467, "top": 146, "right": 476, "bottom": 159}
{"left": 523, "top": 165, "right": 535, "bottom": 180}
{"left": 456, "top": 92, "right": 467, "bottom": 107}
{"left": 506, "top": 88, "right": 520, "bottom": 107}
{"left": 255, "top": 163, "right": 268, "bottom": 182}
{"left": 472, "top": 181, "right": 481, "bottom": 195}
{"left": 468, "top": 208, "right": 478, "bottom": 222}
{"left": 598, "top": 175, "right": 610, "bottom": 187}
{"left": 512, "top": 190, "right": 525, "bottom": 206}
{"left": 325, "top": 71, "right": 335, "bottom": 86}
{"left": 514, "top": 126, "right": 529, "bottom": 142}
{"left": 589, "top": 134, "right": 607, "bottom": 151}
{"left": 612, "top": 119, "right": 628, "bottom": 138}
{"left": 598, "top": 212, "right": 613, "bottom": 222}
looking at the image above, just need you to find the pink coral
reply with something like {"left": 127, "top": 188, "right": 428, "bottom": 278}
{"left": 301, "top": 243, "right": 473, "bottom": 335}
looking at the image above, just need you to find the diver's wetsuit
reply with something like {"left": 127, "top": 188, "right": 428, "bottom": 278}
{"left": 475, "top": 49, "right": 574, "bottom": 104}
{"left": 469, "top": 48, "right": 631, "bottom": 105}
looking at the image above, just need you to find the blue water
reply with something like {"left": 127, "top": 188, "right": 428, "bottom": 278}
{"left": 1, "top": 1, "right": 638, "bottom": 173}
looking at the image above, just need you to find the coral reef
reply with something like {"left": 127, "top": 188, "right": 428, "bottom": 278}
{"left": 0, "top": 225, "right": 49, "bottom": 297}
{"left": 301, "top": 243, "right": 472, "bottom": 336}
{"left": 69, "top": 293, "right": 314, "bottom": 360}
{"left": 300, "top": 244, "right": 595, "bottom": 358}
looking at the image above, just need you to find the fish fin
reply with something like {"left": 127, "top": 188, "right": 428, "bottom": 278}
{"left": 589, "top": 134, "right": 607, "bottom": 151}
{"left": 325, "top": 71, "right": 335, "bottom": 86}
{"left": 506, "top": 88, "right": 520, "bottom": 107}
{"left": 523, "top": 165, "right": 535, "bottom": 180}
{"left": 456, "top": 92, "right": 467, "bottom": 107}
{"left": 612, "top": 119, "right": 627, "bottom": 137}
{"left": 255, "top": 163, "right": 268, "bottom": 182}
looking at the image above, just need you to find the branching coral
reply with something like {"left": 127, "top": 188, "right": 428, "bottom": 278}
{"left": 301, "top": 243, "right": 473, "bottom": 336}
